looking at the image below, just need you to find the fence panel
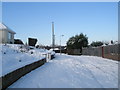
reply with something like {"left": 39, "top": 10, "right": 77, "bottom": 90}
{"left": 82, "top": 44, "right": 120, "bottom": 61}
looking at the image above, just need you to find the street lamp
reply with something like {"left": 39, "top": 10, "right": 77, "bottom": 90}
{"left": 60, "top": 35, "right": 64, "bottom": 55}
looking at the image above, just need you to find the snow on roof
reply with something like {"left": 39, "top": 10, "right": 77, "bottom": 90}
{"left": 0, "top": 23, "right": 16, "bottom": 34}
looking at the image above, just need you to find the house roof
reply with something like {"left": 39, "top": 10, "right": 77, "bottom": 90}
{"left": 0, "top": 23, "right": 16, "bottom": 34}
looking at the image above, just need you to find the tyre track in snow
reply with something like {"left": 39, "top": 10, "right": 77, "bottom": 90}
{"left": 90, "top": 63, "right": 118, "bottom": 80}
{"left": 76, "top": 56, "right": 118, "bottom": 88}
{"left": 55, "top": 54, "right": 117, "bottom": 88}
{"left": 77, "top": 59, "right": 104, "bottom": 88}
{"left": 57, "top": 55, "right": 104, "bottom": 88}
{"left": 79, "top": 56, "right": 118, "bottom": 80}
{"left": 43, "top": 55, "right": 103, "bottom": 88}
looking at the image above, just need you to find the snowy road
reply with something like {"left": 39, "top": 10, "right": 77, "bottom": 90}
{"left": 9, "top": 54, "right": 118, "bottom": 88}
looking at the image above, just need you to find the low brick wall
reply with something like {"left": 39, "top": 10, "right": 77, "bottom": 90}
{"left": 54, "top": 50, "right": 67, "bottom": 54}
{"left": 1, "top": 58, "right": 46, "bottom": 89}
{"left": 67, "top": 49, "right": 81, "bottom": 55}
{"left": 104, "top": 54, "right": 120, "bottom": 61}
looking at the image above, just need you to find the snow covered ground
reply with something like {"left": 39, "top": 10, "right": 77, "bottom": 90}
{"left": 9, "top": 54, "right": 118, "bottom": 88}
{"left": 0, "top": 44, "right": 55, "bottom": 77}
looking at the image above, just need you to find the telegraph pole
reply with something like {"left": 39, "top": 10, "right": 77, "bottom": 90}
{"left": 52, "top": 22, "right": 55, "bottom": 50}
{"left": 60, "top": 35, "right": 64, "bottom": 55}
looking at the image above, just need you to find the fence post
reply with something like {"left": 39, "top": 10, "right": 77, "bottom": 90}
{"left": 102, "top": 46, "right": 104, "bottom": 58}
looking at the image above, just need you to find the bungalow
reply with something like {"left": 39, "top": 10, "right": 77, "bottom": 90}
{"left": 0, "top": 23, "right": 16, "bottom": 44}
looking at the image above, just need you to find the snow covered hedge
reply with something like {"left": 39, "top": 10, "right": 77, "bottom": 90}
{"left": 0, "top": 44, "right": 55, "bottom": 77}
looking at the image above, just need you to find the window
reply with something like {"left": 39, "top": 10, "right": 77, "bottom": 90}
{"left": 8, "top": 32, "right": 11, "bottom": 40}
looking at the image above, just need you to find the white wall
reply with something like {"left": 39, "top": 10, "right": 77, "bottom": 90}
{"left": 0, "top": 30, "right": 2, "bottom": 43}
{"left": 0, "top": 30, "right": 8, "bottom": 43}
{"left": 0, "top": 30, "right": 15, "bottom": 44}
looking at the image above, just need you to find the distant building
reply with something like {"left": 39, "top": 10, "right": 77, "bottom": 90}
{"left": 28, "top": 38, "right": 37, "bottom": 46}
{"left": 0, "top": 23, "right": 16, "bottom": 44}
{"left": 14, "top": 39, "right": 24, "bottom": 44}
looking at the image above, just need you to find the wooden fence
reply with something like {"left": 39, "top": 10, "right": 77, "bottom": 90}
{"left": 82, "top": 44, "right": 120, "bottom": 61}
